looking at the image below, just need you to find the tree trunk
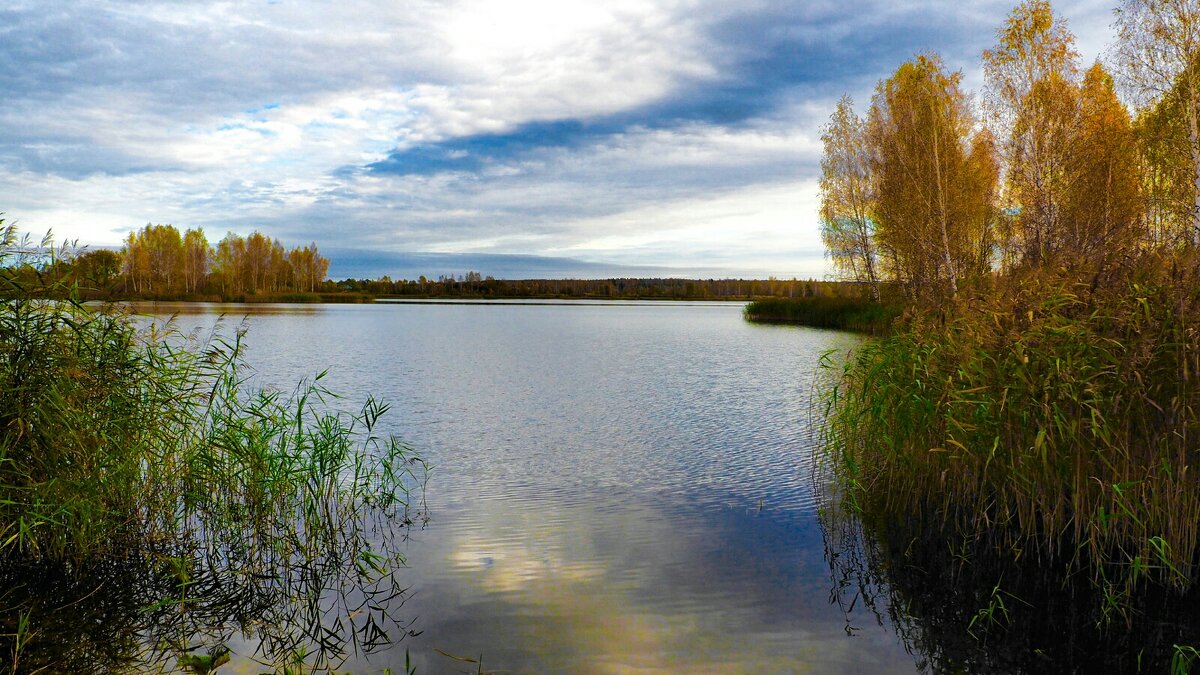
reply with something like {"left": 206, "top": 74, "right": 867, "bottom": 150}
{"left": 1188, "top": 99, "right": 1200, "bottom": 248}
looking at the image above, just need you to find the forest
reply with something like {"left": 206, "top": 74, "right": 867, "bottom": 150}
{"left": 16, "top": 222, "right": 865, "bottom": 302}
{"left": 19, "top": 224, "right": 332, "bottom": 301}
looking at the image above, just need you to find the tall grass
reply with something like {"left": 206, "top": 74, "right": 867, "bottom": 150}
{"left": 820, "top": 251, "right": 1200, "bottom": 616}
{"left": 0, "top": 222, "right": 427, "bottom": 672}
{"left": 744, "top": 296, "right": 902, "bottom": 333}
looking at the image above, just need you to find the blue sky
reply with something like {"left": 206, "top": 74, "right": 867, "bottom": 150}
{"left": 1, "top": 0, "right": 1115, "bottom": 279}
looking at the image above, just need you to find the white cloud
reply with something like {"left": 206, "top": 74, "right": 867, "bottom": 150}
{"left": 0, "top": 0, "right": 1127, "bottom": 278}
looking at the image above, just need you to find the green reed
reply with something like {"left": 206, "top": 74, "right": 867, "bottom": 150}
{"left": 744, "top": 296, "right": 901, "bottom": 333}
{"left": 820, "top": 251, "right": 1200, "bottom": 615}
{"left": 0, "top": 222, "right": 427, "bottom": 672}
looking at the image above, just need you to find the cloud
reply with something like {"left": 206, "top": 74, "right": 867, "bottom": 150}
{"left": 0, "top": 0, "right": 1123, "bottom": 278}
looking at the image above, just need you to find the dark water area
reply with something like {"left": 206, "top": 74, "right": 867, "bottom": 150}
{"left": 125, "top": 300, "right": 915, "bottom": 672}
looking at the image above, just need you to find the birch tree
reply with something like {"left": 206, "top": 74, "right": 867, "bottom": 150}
{"left": 1114, "top": 0, "right": 1200, "bottom": 246}
{"left": 983, "top": 0, "right": 1080, "bottom": 266}
{"left": 869, "top": 54, "right": 996, "bottom": 301}
{"left": 819, "top": 95, "right": 882, "bottom": 299}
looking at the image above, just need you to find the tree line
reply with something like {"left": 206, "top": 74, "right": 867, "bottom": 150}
{"left": 333, "top": 274, "right": 865, "bottom": 300}
{"left": 820, "top": 0, "right": 1200, "bottom": 301}
{"left": 60, "top": 224, "right": 331, "bottom": 300}
{"left": 33, "top": 226, "right": 860, "bottom": 301}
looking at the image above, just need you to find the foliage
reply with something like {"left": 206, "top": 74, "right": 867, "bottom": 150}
{"left": 1063, "top": 63, "right": 1145, "bottom": 264}
{"left": 814, "top": 1, "right": 1200, "bottom": 664}
{"left": 820, "top": 95, "right": 881, "bottom": 299}
{"left": 109, "top": 224, "right": 330, "bottom": 300}
{"left": 1113, "top": 0, "right": 1200, "bottom": 246}
{"left": 0, "top": 221, "right": 427, "bottom": 672}
{"left": 982, "top": 0, "right": 1079, "bottom": 268}
{"left": 820, "top": 251, "right": 1200, "bottom": 619}
{"left": 868, "top": 54, "right": 997, "bottom": 301}
{"left": 336, "top": 274, "right": 858, "bottom": 300}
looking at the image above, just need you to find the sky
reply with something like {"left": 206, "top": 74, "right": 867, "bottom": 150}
{"left": 1, "top": 0, "right": 1117, "bottom": 280}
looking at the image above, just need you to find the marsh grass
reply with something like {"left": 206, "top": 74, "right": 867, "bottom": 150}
{"left": 819, "top": 251, "right": 1200, "bottom": 658}
{"left": 744, "top": 296, "right": 901, "bottom": 333}
{"left": 0, "top": 222, "right": 428, "bottom": 672}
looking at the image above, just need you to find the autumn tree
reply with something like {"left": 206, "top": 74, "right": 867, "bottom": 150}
{"left": 243, "top": 232, "right": 274, "bottom": 295}
{"left": 820, "top": 95, "right": 882, "bottom": 299}
{"left": 288, "top": 244, "right": 330, "bottom": 293}
{"left": 212, "top": 233, "right": 245, "bottom": 297}
{"left": 1061, "top": 63, "right": 1145, "bottom": 263}
{"left": 868, "top": 54, "right": 997, "bottom": 301}
{"left": 1114, "top": 0, "right": 1200, "bottom": 246}
{"left": 983, "top": 0, "right": 1080, "bottom": 267}
{"left": 269, "top": 239, "right": 289, "bottom": 293}
{"left": 182, "top": 228, "right": 209, "bottom": 294}
{"left": 1137, "top": 77, "right": 1197, "bottom": 245}
{"left": 73, "top": 249, "right": 123, "bottom": 289}
{"left": 122, "top": 230, "right": 150, "bottom": 294}
{"left": 122, "top": 224, "right": 185, "bottom": 296}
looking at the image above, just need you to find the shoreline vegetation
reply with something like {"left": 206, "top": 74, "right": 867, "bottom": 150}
{"left": 815, "top": 0, "right": 1200, "bottom": 670}
{"left": 8, "top": 226, "right": 882, "bottom": 307}
{"left": 0, "top": 222, "right": 428, "bottom": 672}
{"left": 743, "top": 295, "right": 902, "bottom": 333}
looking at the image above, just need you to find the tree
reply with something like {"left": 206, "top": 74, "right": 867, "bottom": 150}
{"left": 287, "top": 243, "right": 329, "bottom": 293}
{"left": 868, "top": 54, "right": 997, "bottom": 301}
{"left": 963, "top": 128, "right": 1002, "bottom": 276}
{"left": 1114, "top": 0, "right": 1200, "bottom": 246}
{"left": 182, "top": 228, "right": 210, "bottom": 295}
{"left": 121, "top": 224, "right": 184, "bottom": 296}
{"left": 1062, "top": 63, "right": 1145, "bottom": 263}
{"left": 269, "top": 239, "right": 289, "bottom": 293}
{"left": 73, "top": 249, "right": 123, "bottom": 289}
{"left": 983, "top": 0, "right": 1080, "bottom": 267}
{"left": 123, "top": 228, "right": 150, "bottom": 294}
{"left": 213, "top": 233, "right": 246, "bottom": 297}
{"left": 244, "top": 232, "right": 273, "bottom": 295}
{"left": 819, "top": 95, "right": 882, "bottom": 299}
{"left": 1136, "top": 78, "right": 1197, "bottom": 246}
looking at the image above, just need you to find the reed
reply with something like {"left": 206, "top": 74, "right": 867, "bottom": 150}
{"left": 0, "top": 223, "right": 427, "bottom": 671}
{"left": 820, "top": 250, "right": 1200, "bottom": 616}
{"left": 744, "top": 296, "right": 901, "bottom": 333}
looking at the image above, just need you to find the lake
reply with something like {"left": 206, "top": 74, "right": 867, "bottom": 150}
{"left": 143, "top": 300, "right": 916, "bottom": 673}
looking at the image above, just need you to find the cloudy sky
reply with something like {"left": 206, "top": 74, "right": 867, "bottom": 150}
{"left": 2, "top": 0, "right": 1115, "bottom": 279}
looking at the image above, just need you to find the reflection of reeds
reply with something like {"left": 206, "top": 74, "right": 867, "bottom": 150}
{"left": 0, "top": 224, "right": 428, "bottom": 673}
{"left": 819, "top": 492, "right": 1200, "bottom": 672}
{"left": 817, "top": 251, "right": 1200, "bottom": 667}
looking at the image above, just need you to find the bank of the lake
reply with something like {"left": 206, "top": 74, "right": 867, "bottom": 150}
{"left": 820, "top": 258, "right": 1200, "bottom": 672}
{"left": 744, "top": 296, "right": 901, "bottom": 333}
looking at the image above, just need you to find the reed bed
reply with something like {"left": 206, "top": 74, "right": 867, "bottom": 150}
{"left": 0, "top": 224, "right": 427, "bottom": 672}
{"left": 744, "top": 296, "right": 901, "bottom": 333}
{"left": 820, "top": 251, "right": 1200, "bottom": 615}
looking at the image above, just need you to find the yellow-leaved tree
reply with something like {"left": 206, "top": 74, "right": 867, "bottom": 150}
{"left": 1062, "top": 63, "right": 1145, "bottom": 263}
{"left": 819, "top": 95, "right": 881, "bottom": 300}
{"left": 1114, "top": 0, "right": 1200, "bottom": 247}
{"left": 983, "top": 0, "right": 1080, "bottom": 268}
{"left": 868, "top": 54, "right": 997, "bottom": 302}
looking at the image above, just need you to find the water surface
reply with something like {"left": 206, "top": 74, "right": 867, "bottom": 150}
{"left": 146, "top": 300, "right": 915, "bottom": 673}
